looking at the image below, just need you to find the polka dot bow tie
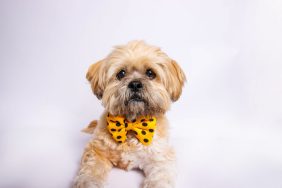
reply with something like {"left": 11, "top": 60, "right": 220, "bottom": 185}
{"left": 106, "top": 114, "right": 157, "bottom": 146}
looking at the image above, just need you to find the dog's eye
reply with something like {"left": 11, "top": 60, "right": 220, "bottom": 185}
{"left": 145, "top": 69, "right": 156, "bottom": 79}
{"left": 116, "top": 70, "right": 126, "bottom": 80}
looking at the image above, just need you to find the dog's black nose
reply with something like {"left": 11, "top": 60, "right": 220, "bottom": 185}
{"left": 128, "top": 81, "right": 143, "bottom": 92}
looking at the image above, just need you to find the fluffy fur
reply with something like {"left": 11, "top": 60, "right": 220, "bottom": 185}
{"left": 74, "top": 41, "right": 186, "bottom": 188}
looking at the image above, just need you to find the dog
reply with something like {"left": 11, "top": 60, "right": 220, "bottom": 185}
{"left": 74, "top": 41, "right": 186, "bottom": 188}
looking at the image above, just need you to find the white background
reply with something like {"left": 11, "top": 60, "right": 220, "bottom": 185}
{"left": 0, "top": 0, "right": 282, "bottom": 188}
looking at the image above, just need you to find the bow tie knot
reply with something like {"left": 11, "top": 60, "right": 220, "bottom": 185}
{"left": 106, "top": 114, "right": 157, "bottom": 145}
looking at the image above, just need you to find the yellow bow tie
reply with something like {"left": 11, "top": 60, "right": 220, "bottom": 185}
{"left": 106, "top": 114, "right": 157, "bottom": 146}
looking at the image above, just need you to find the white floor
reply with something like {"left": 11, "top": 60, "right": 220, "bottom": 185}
{"left": 1, "top": 114, "right": 281, "bottom": 188}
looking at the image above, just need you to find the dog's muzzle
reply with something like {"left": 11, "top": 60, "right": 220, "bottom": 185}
{"left": 128, "top": 80, "right": 143, "bottom": 92}
{"left": 125, "top": 80, "right": 146, "bottom": 104}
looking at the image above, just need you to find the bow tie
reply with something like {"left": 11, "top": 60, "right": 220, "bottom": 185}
{"left": 106, "top": 114, "right": 157, "bottom": 146}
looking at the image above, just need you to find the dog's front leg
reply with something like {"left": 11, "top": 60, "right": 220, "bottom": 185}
{"left": 142, "top": 155, "right": 176, "bottom": 188}
{"left": 73, "top": 147, "right": 112, "bottom": 188}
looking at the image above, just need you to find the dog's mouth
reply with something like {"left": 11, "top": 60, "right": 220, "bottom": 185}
{"left": 125, "top": 94, "right": 145, "bottom": 105}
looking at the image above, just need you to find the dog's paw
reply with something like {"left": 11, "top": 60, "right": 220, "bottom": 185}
{"left": 143, "top": 180, "right": 174, "bottom": 188}
{"left": 73, "top": 175, "right": 103, "bottom": 188}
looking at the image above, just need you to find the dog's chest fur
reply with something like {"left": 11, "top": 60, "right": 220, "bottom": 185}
{"left": 81, "top": 113, "right": 170, "bottom": 171}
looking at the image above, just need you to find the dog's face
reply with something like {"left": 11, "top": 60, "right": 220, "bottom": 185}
{"left": 86, "top": 41, "right": 186, "bottom": 118}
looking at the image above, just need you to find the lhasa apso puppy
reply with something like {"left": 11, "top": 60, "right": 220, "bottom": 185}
{"left": 74, "top": 41, "right": 186, "bottom": 188}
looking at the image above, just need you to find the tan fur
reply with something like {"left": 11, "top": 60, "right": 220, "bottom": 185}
{"left": 82, "top": 120, "right": 98, "bottom": 134}
{"left": 86, "top": 60, "right": 106, "bottom": 99}
{"left": 167, "top": 60, "right": 186, "bottom": 101}
{"left": 74, "top": 41, "right": 186, "bottom": 188}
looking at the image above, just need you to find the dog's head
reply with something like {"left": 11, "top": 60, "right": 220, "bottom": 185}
{"left": 86, "top": 41, "right": 186, "bottom": 118}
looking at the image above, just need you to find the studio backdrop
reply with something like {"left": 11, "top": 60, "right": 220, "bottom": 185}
{"left": 0, "top": 0, "right": 281, "bottom": 188}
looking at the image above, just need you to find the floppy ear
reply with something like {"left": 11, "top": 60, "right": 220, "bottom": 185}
{"left": 165, "top": 60, "right": 186, "bottom": 101}
{"left": 86, "top": 60, "right": 106, "bottom": 99}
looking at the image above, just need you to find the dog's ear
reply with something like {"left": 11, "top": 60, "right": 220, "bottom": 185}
{"left": 165, "top": 60, "right": 186, "bottom": 101}
{"left": 86, "top": 60, "right": 106, "bottom": 99}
